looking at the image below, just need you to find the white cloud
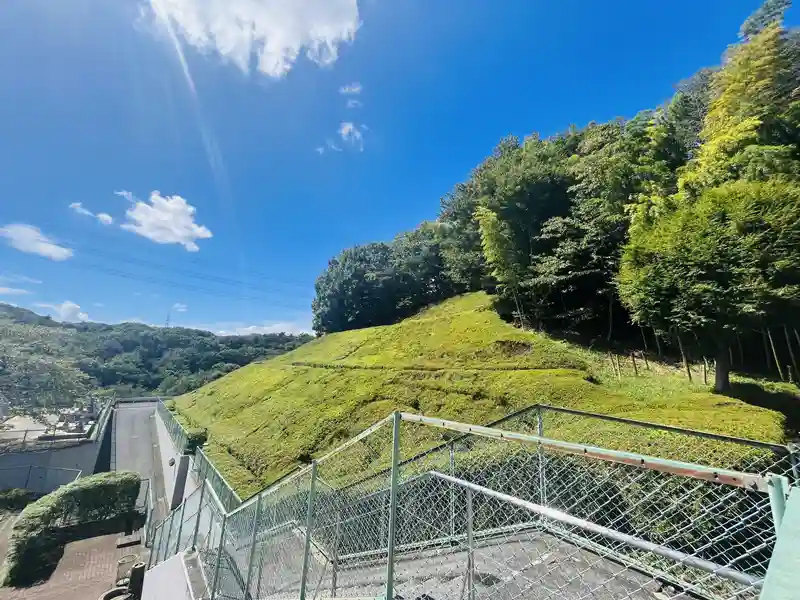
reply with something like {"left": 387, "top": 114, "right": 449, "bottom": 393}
{"left": 173, "top": 302, "right": 188, "bottom": 313}
{"left": 346, "top": 98, "right": 363, "bottom": 109}
{"left": 0, "top": 224, "right": 73, "bottom": 261}
{"left": 326, "top": 139, "right": 342, "bottom": 152}
{"left": 144, "top": 0, "right": 360, "bottom": 78}
{"left": 0, "top": 274, "right": 42, "bottom": 285}
{"left": 339, "top": 81, "right": 362, "bottom": 95}
{"left": 69, "top": 202, "right": 114, "bottom": 225}
{"left": 338, "top": 121, "right": 364, "bottom": 150}
{"left": 35, "top": 301, "right": 89, "bottom": 322}
{"left": 0, "top": 287, "right": 31, "bottom": 296}
{"left": 93, "top": 302, "right": 105, "bottom": 307}
{"left": 214, "top": 320, "right": 312, "bottom": 336}
{"left": 120, "top": 190, "right": 212, "bottom": 252}
{"left": 315, "top": 146, "right": 325, "bottom": 154}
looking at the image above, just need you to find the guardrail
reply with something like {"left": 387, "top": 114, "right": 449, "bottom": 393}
{"left": 194, "top": 447, "right": 242, "bottom": 513}
{"left": 156, "top": 400, "right": 191, "bottom": 454}
{"left": 147, "top": 409, "right": 791, "bottom": 600}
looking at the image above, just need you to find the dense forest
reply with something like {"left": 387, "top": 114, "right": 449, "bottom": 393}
{"left": 0, "top": 303, "right": 311, "bottom": 407}
{"left": 311, "top": 0, "right": 800, "bottom": 393}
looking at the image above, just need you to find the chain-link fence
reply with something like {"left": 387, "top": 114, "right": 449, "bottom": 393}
{"left": 146, "top": 409, "right": 792, "bottom": 600}
{"left": 157, "top": 399, "right": 190, "bottom": 454}
{"left": 195, "top": 446, "right": 242, "bottom": 513}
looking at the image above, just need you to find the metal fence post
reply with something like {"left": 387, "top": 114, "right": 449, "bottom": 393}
{"left": 243, "top": 493, "right": 263, "bottom": 600}
{"left": 449, "top": 442, "right": 456, "bottom": 538}
{"left": 466, "top": 488, "right": 475, "bottom": 600}
{"left": 192, "top": 479, "right": 207, "bottom": 549}
{"left": 331, "top": 508, "right": 341, "bottom": 598}
{"left": 299, "top": 461, "right": 319, "bottom": 600}
{"left": 536, "top": 406, "right": 547, "bottom": 511}
{"left": 769, "top": 474, "right": 790, "bottom": 534}
{"left": 162, "top": 513, "right": 174, "bottom": 562}
{"left": 174, "top": 502, "right": 186, "bottom": 554}
{"left": 788, "top": 443, "right": 799, "bottom": 484}
{"left": 209, "top": 513, "right": 228, "bottom": 600}
{"left": 385, "top": 412, "right": 401, "bottom": 600}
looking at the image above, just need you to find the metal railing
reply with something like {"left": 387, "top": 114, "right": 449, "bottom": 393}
{"left": 147, "top": 409, "right": 792, "bottom": 600}
{"left": 194, "top": 446, "right": 242, "bottom": 513}
{"left": 157, "top": 399, "right": 191, "bottom": 454}
{"left": 0, "top": 465, "right": 82, "bottom": 496}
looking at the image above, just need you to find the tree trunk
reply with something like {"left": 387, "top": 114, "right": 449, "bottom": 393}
{"left": 715, "top": 345, "right": 731, "bottom": 393}
{"left": 784, "top": 325, "right": 799, "bottom": 377}
{"left": 606, "top": 293, "right": 614, "bottom": 342}
{"left": 676, "top": 331, "right": 692, "bottom": 382}
{"left": 640, "top": 326, "right": 649, "bottom": 353}
{"left": 654, "top": 329, "right": 663, "bottom": 357}
{"left": 767, "top": 328, "right": 785, "bottom": 381}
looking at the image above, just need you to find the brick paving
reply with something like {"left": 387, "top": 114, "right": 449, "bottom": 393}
{"left": 0, "top": 534, "right": 145, "bottom": 600}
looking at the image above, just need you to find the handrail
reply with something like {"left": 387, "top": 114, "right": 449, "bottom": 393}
{"left": 429, "top": 471, "right": 762, "bottom": 589}
{"left": 399, "top": 412, "right": 771, "bottom": 492}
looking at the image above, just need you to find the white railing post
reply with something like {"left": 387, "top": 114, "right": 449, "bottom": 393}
{"left": 299, "top": 461, "right": 319, "bottom": 600}
{"left": 466, "top": 488, "right": 475, "bottom": 600}
{"left": 191, "top": 479, "right": 206, "bottom": 549}
{"left": 243, "top": 493, "right": 263, "bottom": 600}
{"left": 385, "top": 412, "right": 401, "bottom": 600}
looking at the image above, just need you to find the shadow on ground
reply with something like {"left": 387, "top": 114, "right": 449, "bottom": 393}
{"left": 7, "top": 514, "right": 144, "bottom": 588}
{"left": 725, "top": 382, "right": 800, "bottom": 441}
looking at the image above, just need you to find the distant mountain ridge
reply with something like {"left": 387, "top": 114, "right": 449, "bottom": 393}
{"left": 0, "top": 303, "right": 312, "bottom": 404}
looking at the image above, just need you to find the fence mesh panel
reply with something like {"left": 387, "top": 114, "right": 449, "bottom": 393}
{"left": 145, "top": 409, "right": 789, "bottom": 600}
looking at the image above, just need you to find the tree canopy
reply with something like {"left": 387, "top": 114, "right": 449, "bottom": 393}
{"left": 310, "top": 0, "right": 800, "bottom": 393}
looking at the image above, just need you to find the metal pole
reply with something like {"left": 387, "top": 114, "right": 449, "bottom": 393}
{"left": 162, "top": 513, "right": 174, "bottom": 562}
{"left": 466, "top": 489, "right": 475, "bottom": 600}
{"left": 174, "top": 502, "right": 186, "bottom": 554}
{"left": 449, "top": 442, "right": 456, "bottom": 538}
{"left": 789, "top": 443, "right": 799, "bottom": 485}
{"left": 331, "top": 509, "right": 341, "bottom": 598}
{"left": 768, "top": 474, "right": 790, "bottom": 534}
{"left": 299, "top": 461, "right": 319, "bottom": 600}
{"left": 243, "top": 493, "right": 264, "bottom": 600}
{"left": 24, "top": 465, "right": 32, "bottom": 489}
{"left": 385, "top": 412, "right": 401, "bottom": 600}
{"left": 536, "top": 407, "right": 547, "bottom": 512}
{"left": 209, "top": 513, "right": 228, "bottom": 600}
{"left": 191, "top": 479, "right": 207, "bottom": 549}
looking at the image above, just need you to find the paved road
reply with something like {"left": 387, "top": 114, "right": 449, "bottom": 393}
{"left": 114, "top": 403, "right": 167, "bottom": 522}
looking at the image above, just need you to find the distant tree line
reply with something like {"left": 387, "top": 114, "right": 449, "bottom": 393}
{"left": 0, "top": 304, "right": 311, "bottom": 405}
{"left": 311, "top": 0, "right": 800, "bottom": 393}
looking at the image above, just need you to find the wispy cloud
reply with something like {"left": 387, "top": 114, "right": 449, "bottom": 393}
{"left": 35, "top": 300, "right": 89, "bottom": 322}
{"left": 69, "top": 202, "right": 114, "bottom": 225}
{"left": 143, "top": 0, "right": 360, "bottom": 78}
{"left": 338, "top": 121, "right": 364, "bottom": 150}
{"left": 326, "top": 139, "right": 343, "bottom": 152}
{"left": 172, "top": 302, "right": 188, "bottom": 313}
{"left": 346, "top": 98, "right": 363, "bottom": 109}
{"left": 208, "top": 319, "right": 312, "bottom": 336}
{"left": 0, "top": 274, "right": 42, "bottom": 285}
{"left": 0, "top": 287, "right": 31, "bottom": 296}
{"left": 339, "top": 82, "right": 362, "bottom": 95}
{"left": 119, "top": 190, "right": 212, "bottom": 252}
{"left": 0, "top": 225, "right": 73, "bottom": 261}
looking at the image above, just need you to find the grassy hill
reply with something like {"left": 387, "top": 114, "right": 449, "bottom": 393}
{"left": 174, "top": 293, "right": 796, "bottom": 496}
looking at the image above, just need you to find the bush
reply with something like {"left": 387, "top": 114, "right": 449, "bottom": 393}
{"left": 0, "top": 471, "right": 141, "bottom": 587}
{"left": 0, "top": 489, "right": 35, "bottom": 511}
{"left": 185, "top": 428, "right": 208, "bottom": 453}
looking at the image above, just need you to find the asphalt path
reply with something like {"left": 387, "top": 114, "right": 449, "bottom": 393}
{"left": 114, "top": 403, "right": 167, "bottom": 523}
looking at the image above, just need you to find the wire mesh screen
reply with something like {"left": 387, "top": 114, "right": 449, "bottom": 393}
{"left": 531, "top": 406, "right": 796, "bottom": 481}
{"left": 144, "top": 410, "right": 787, "bottom": 600}
{"left": 157, "top": 399, "right": 189, "bottom": 454}
{"left": 195, "top": 446, "right": 242, "bottom": 513}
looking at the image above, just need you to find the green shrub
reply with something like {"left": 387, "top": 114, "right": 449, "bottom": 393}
{"left": 185, "top": 428, "right": 208, "bottom": 453}
{"left": 0, "top": 489, "right": 35, "bottom": 511}
{"left": 0, "top": 471, "right": 141, "bottom": 587}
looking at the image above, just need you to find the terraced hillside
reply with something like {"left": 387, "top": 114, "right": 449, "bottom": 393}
{"left": 174, "top": 293, "right": 793, "bottom": 496}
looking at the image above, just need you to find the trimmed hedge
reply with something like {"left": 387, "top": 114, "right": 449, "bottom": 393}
{"left": 0, "top": 489, "right": 35, "bottom": 511}
{"left": 0, "top": 471, "right": 141, "bottom": 587}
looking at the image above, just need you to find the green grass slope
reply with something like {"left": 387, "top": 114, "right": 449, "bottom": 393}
{"left": 175, "top": 293, "right": 793, "bottom": 496}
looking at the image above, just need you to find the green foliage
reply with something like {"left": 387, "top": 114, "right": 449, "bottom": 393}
{"left": 0, "top": 471, "right": 141, "bottom": 587}
{"left": 0, "top": 489, "right": 35, "bottom": 511}
{"left": 0, "top": 304, "right": 311, "bottom": 403}
{"left": 175, "top": 293, "right": 786, "bottom": 495}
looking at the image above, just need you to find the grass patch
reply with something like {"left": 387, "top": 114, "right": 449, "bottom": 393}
{"left": 175, "top": 293, "right": 795, "bottom": 495}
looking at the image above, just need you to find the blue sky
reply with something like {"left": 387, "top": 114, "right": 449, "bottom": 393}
{"left": 0, "top": 0, "right": 785, "bottom": 334}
